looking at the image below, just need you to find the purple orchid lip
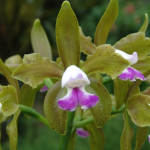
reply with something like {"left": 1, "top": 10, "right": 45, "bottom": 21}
{"left": 76, "top": 128, "right": 90, "bottom": 138}
{"left": 118, "top": 67, "right": 146, "bottom": 81}
{"left": 58, "top": 86, "right": 99, "bottom": 111}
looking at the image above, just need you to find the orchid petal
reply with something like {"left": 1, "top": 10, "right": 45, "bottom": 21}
{"left": 40, "top": 85, "right": 48, "bottom": 92}
{"left": 78, "top": 86, "right": 99, "bottom": 110}
{"left": 115, "top": 50, "right": 138, "bottom": 65}
{"left": 58, "top": 88, "right": 78, "bottom": 111}
{"left": 76, "top": 128, "right": 90, "bottom": 138}
{"left": 118, "top": 67, "right": 146, "bottom": 81}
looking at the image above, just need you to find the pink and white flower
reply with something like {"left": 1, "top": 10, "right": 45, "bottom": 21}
{"left": 115, "top": 49, "right": 146, "bottom": 81}
{"left": 57, "top": 65, "right": 99, "bottom": 111}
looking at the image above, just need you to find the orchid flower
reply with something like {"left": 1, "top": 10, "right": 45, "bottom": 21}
{"left": 115, "top": 49, "right": 146, "bottom": 81}
{"left": 76, "top": 128, "right": 90, "bottom": 138}
{"left": 58, "top": 65, "right": 99, "bottom": 111}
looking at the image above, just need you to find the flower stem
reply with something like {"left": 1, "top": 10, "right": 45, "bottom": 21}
{"left": 103, "top": 76, "right": 112, "bottom": 84}
{"left": 73, "top": 106, "right": 125, "bottom": 128}
{"left": 19, "top": 104, "right": 51, "bottom": 129}
{"left": 58, "top": 111, "right": 75, "bottom": 150}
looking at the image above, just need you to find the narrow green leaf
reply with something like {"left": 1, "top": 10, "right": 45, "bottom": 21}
{"left": 126, "top": 94, "right": 150, "bottom": 127}
{"left": 79, "top": 26, "right": 96, "bottom": 55}
{"left": 120, "top": 111, "right": 134, "bottom": 150}
{"left": 114, "top": 32, "right": 150, "bottom": 60}
{"left": 0, "top": 85, "right": 19, "bottom": 116}
{"left": 85, "top": 122, "right": 105, "bottom": 150}
{"left": 12, "top": 53, "right": 64, "bottom": 88}
{"left": 31, "top": 19, "right": 52, "bottom": 61}
{"left": 67, "top": 130, "right": 76, "bottom": 150}
{"left": 114, "top": 77, "right": 128, "bottom": 110}
{"left": 81, "top": 44, "right": 130, "bottom": 79}
{"left": 134, "top": 127, "right": 148, "bottom": 150}
{"left": 87, "top": 77, "right": 112, "bottom": 128}
{"left": 44, "top": 81, "right": 67, "bottom": 135}
{"left": 0, "top": 59, "right": 19, "bottom": 99}
{"left": 20, "top": 84, "right": 43, "bottom": 107}
{"left": 5, "top": 55, "right": 23, "bottom": 72}
{"left": 6, "top": 109, "right": 21, "bottom": 150}
{"left": 56, "top": 1, "right": 80, "bottom": 68}
{"left": 94, "top": 0, "right": 119, "bottom": 46}
{"left": 139, "top": 14, "right": 148, "bottom": 32}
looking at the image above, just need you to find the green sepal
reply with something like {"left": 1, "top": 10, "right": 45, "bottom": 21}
{"left": 6, "top": 109, "right": 21, "bottom": 150}
{"left": 132, "top": 56, "right": 150, "bottom": 73}
{"left": 141, "top": 87, "right": 150, "bottom": 96}
{"left": 81, "top": 44, "right": 130, "bottom": 79}
{"left": 0, "top": 59, "right": 19, "bottom": 98}
{"left": 5, "top": 55, "right": 23, "bottom": 72}
{"left": 12, "top": 53, "right": 64, "bottom": 88}
{"left": 85, "top": 122, "right": 105, "bottom": 150}
{"left": 79, "top": 26, "right": 96, "bottom": 55}
{"left": 0, "top": 85, "right": 19, "bottom": 116}
{"left": 86, "top": 77, "right": 112, "bottom": 128}
{"left": 94, "top": 0, "right": 119, "bottom": 46}
{"left": 114, "top": 32, "right": 150, "bottom": 60}
{"left": 134, "top": 127, "right": 148, "bottom": 150}
{"left": 20, "top": 83, "right": 43, "bottom": 107}
{"left": 31, "top": 19, "right": 52, "bottom": 61}
{"left": 138, "top": 14, "right": 148, "bottom": 32}
{"left": 67, "top": 130, "right": 76, "bottom": 150}
{"left": 90, "top": 72, "right": 103, "bottom": 83}
{"left": 44, "top": 81, "right": 67, "bottom": 135}
{"left": 56, "top": 1, "right": 80, "bottom": 68}
{"left": 126, "top": 94, "right": 150, "bottom": 127}
{"left": 120, "top": 111, "right": 134, "bottom": 150}
{"left": 113, "top": 77, "right": 128, "bottom": 110}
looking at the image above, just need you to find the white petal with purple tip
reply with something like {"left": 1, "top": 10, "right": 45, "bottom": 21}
{"left": 115, "top": 49, "right": 138, "bottom": 65}
{"left": 118, "top": 67, "right": 146, "bottom": 81}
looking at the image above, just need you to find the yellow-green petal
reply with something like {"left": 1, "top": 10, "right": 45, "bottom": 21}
{"left": 138, "top": 14, "right": 148, "bottom": 33}
{"left": 12, "top": 53, "right": 64, "bottom": 88}
{"left": 114, "top": 32, "right": 150, "bottom": 60}
{"left": 79, "top": 26, "right": 96, "bottom": 55}
{"left": 56, "top": 1, "right": 80, "bottom": 68}
{"left": 94, "top": 0, "right": 119, "bottom": 46}
{"left": 31, "top": 19, "right": 52, "bottom": 61}
{"left": 0, "top": 85, "right": 19, "bottom": 116}
{"left": 81, "top": 44, "right": 130, "bottom": 79}
{"left": 120, "top": 111, "right": 134, "bottom": 150}
{"left": 44, "top": 81, "right": 67, "bottom": 135}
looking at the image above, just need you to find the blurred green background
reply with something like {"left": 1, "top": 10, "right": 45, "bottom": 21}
{"left": 0, "top": 0, "right": 150, "bottom": 149}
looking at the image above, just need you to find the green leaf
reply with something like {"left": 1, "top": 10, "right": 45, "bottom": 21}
{"left": 0, "top": 59, "right": 19, "bottom": 98}
{"left": 12, "top": 53, "right": 64, "bottom": 88}
{"left": 94, "top": 0, "right": 119, "bottom": 46}
{"left": 5, "top": 55, "right": 23, "bottom": 72}
{"left": 114, "top": 32, "right": 150, "bottom": 60}
{"left": 81, "top": 44, "right": 130, "bottom": 79}
{"left": 79, "top": 26, "right": 96, "bottom": 55}
{"left": 0, "top": 85, "right": 19, "bottom": 116}
{"left": 138, "top": 14, "right": 148, "bottom": 32}
{"left": 44, "top": 81, "right": 67, "bottom": 135}
{"left": 120, "top": 111, "right": 134, "bottom": 150}
{"left": 126, "top": 94, "right": 150, "bottom": 127}
{"left": 31, "top": 19, "right": 52, "bottom": 61}
{"left": 113, "top": 77, "right": 128, "bottom": 110}
{"left": 134, "top": 127, "right": 148, "bottom": 150}
{"left": 56, "top": 1, "right": 80, "bottom": 68}
{"left": 20, "top": 84, "right": 43, "bottom": 107}
{"left": 85, "top": 122, "right": 105, "bottom": 150}
{"left": 67, "top": 130, "right": 76, "bottom": 150}
{"left": 86, "top": 77, "right": 111, "bottom": 127}
{"left": 132, "top": 56, "right": 150, "bottom": 73}
{"left": 6, "top": 109, "right": 21, "bottom": 150}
